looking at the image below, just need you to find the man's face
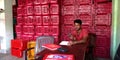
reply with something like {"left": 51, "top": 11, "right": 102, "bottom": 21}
{"left": 74, "top": 23, "right": 81, "bottom": 31}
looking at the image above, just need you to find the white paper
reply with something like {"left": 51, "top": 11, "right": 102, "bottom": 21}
{"left": 59, "top": 41, "right": 69, "bottom": 45}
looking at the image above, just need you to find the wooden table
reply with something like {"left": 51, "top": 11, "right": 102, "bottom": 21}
{"left": 35, "top": 43, "right": 87, "bottom": 60}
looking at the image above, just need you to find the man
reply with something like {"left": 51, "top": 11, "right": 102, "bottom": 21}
{"left": 68, "top": 19, "right": 88, "bottom": 45}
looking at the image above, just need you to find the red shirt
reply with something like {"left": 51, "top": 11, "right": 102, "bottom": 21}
{"left": 71, "top": 29, "right": 88, "bottom": 41}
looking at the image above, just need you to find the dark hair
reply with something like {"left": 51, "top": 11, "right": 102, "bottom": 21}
{"left": 74, "top": 19, "right": 82, "bottom": 25}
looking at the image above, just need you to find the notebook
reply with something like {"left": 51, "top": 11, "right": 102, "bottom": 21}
{"left": 42, "top": 44, "right": 61, "bottom": 50}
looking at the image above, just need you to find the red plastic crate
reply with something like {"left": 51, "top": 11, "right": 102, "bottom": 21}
{"left": 34, "top": 16, "right": 42, "bottom": 25}
{"left": 21, "top": 34, "right": 29, "bottom": 40}
{"left": 52, "top": 35, "right": 59, "bottom": 44}
{"left": 43, "top": 26, "right": 50, "bottom": 35}
{"left": 95, "top": 36, "right": 110, "bottom": 47}
{"left": 50, "top": 26, "right": 59, "bottom": 35}
{"left": 50, "top": 0, "right": 58, "bottom": 3}
{"left": 23, "top": 25, "right": 34, "bottom": 35}
{"left": 82, "top": 26, "right": 91, "bottom": 32}
{"left": 62, "top": 35, "right": 71, "bottom": 41}
{"left": 18, "top": 0, "right": 23, "bottom": 6}
{"left": 16, "top": 33, "right": 22, "bottom": 39}
{"left": 95, "top": 26, "right": 110, "bottom": 32}
{"left": 62, "top": 26, "right": 74, "bottom": 35}
{"left": 18, "top": 0, "right": 27, "bottom": 6}
{"left": 34, "top": 35, "right": 42, "bottom": 40}
{"left": 77, "top": 0, "right": 92, "bottom": 4}
{"left": 17, "top": 7, "right": 23, "bottom": 16}
{"left": 82, "top": 26, "right": 95, "bottom": 33}
{"left": 11, "top": 39, "right": 28, "bottom": 50}
{"left": 22, "top": 6, "right": 27, "bottom": 16}
{"left": 82, "top": 20, "right": 92, "bottom": 26}
{"left": 79, "top": 14, "right": 92, "bottom": 21}
{"left": 95, "top": 26, "right": 111, "bottom": 36}
{"left": 50, "top": 15, "right": 59, "bottom": 25}
{"left": 21, "top": 34, "right": 34, "bottom": 41}
{"left": 27, "top": 25, "right": 34, "bottom": 35}
{"left": 34, "top": 5, "right": 42, "bottom": 15}
{"left": 24, "top": 16, "right": 27, "bottom": 25}
{"left": 26, "top": 0, "right": 33, "bottom": 5}
{"left": 25, "top": 16, "right": 34, "bottom": 25}
{"left": 42, "top": 15, "right": 50, "bottom": 25}
{"left": 63, "top": 5, "right": 75, "bottom": 15}
{"left": 34, "top": 0, "right": 41, "bottom": 5}
{"left": 95, "top": 31, "right": 110, "bottom": 37}
{"left": 11, "top": 48, "right": 23, "bottom": 58}
{"left": 95, "top": 0, "right": 111, "bottom": 3}
{"left": 79, "top": 14, "right": 93, "bottom": 26}
{"left": 26, "top": 5, "right": 34, "bottom": 15}
{"left": 27, "top": 35, "right": 34, "bottom": 40}
{"left": 63, "top": 15, "right": 75, "bottom": 25}
{"left": 96, "top": 2, "right": 112, "bottom": 14}
{"left": 41, "top": 5, "right": 49, "bottom": 15}
{"left": 41, "top": 0, "right": 49, "bottom": 4}
{"left": 35, "top": 26, "right": 43, "bottom": 35}
{"left": 95, "top": 14, "right": 111, "bottom": 26}
{"left": 62, "top": 0, "right": 75, "bottom": 5}
{"left": 95, "top": 47, "right": 110, "bottom": 58}
{"left": 60, "top": 34, "right": 64, "bottom": 41}
{"left": 17, "top": 16, "right": 23, "bottom": 25}
{"left": 23, "top": 16, "right": 27, "bottom": 25}
{"left": 50, "top": 4, "right": 59, "bottom": 14}
{"left": 78, "top": 5, "right": 92, "bottom": 14}
{"left": 34, "top": 35, "right": 39, "bottom": 40}
{"left": 15, "top": 25, "right": 22, "bottom": 34}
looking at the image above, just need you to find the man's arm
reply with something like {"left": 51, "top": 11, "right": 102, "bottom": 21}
{"left": 72, "top": 36, "right": 88, "bottom": 45}
{"left": 69, "top": 32, "right": 88, "bottom": 45}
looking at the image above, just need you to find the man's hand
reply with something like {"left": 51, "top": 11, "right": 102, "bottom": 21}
{"left": 69, "top": 35, "right": 74, "bottom": 40}
{"left": 68, "top": 41, "right": 73, "bottom": 46}
{"left": 68, "top": 41, "right": 77, "bottom": 46}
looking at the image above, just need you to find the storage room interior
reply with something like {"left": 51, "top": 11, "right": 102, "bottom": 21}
{"left": 0, "top": 0, "right": 120, "bottom": 60}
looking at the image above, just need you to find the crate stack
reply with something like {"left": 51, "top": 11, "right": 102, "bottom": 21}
{"left": 75, "top": 0, "right": 95, "bottom": 33}
{"left": 60, "top": 0, "right": 76, "bottom": 41}
{"left": 16, "top": 0, "right": 34, "bottom": 41}
{"left": 33, "top": 0, "right": 60, "bottom": 44}
{"left": 12, "top": 0, "right": 60, "bottom": 58}
{"left": 14, "top": 0, "right": 112, "bottom": 58}
{"left": 15, "top": 0, "right": 60, "bottom": 43}
{"left": 94, "top": 0, "right": 112, "bottom": 58}
{"left": 60, "top": 0, "right": 94, "bottom": 41}
{"left": 60, "top": 0, "right": 112, "bottom": 58}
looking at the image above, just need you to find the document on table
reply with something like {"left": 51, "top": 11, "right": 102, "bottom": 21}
{"left": 59, "top": 41, "right": 70, "bottom": 45}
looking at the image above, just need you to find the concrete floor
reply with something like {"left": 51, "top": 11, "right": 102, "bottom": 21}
{"left": 0, "top": 53, "right": 24, "bottom": 60}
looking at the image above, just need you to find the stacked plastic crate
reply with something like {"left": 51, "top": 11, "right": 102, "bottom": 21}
{"left": 76, "top": 0, "right": 94, "bottom": 33}
{"left": 94, "top": 0, "right": 112, "bottom": 58}
{"left": 60, "top": 0, "right": 112, "bottom": 58}
{"left": 16, "top": 0, "right": 60, "bottom": 43}
{"left": 16, "top": 0, "right": 34, "bottom": 41}
{"left": 61, "top": 0, "right": 94, "bottom": 40}
{"left": 13, "top": 0, "right": 60, "bottom": 58}
{"left": 60, "top": 0, "right": 76, "bottom": 41}
{"left": 12, "top": 0, "right": 34, "bottom": 57}
{"left": 11, "top": 39, "right": 28, "bottom": 57}
{"left": 34, "top": 0, "right": 60, "bottom": 43}
{"left": 14, "top": 0, "right": 112, "bottom": 58}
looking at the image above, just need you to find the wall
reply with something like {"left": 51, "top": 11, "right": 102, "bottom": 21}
{"left": 111, "top": 0, "right": 120, "bottom": 59}
{"left": 0, "top": 0, "right": 13, "bottom": 53}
